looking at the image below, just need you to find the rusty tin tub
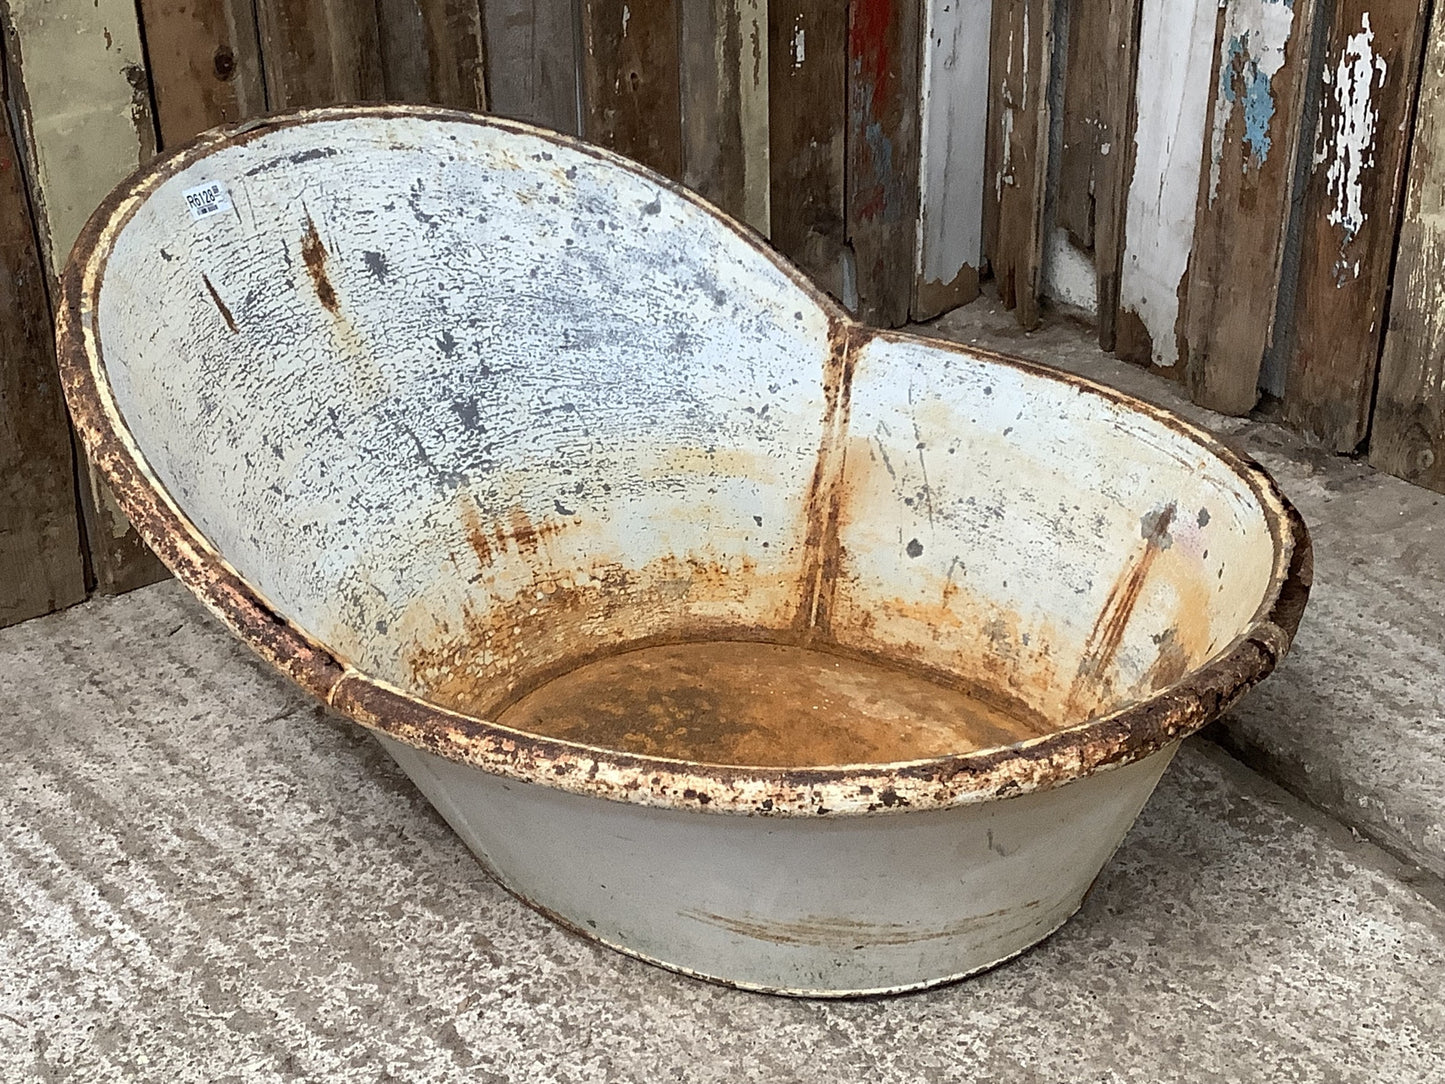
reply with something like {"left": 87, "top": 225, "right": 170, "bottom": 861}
{"left": 58, "top": 106, "right": 1310, "bottom": 997}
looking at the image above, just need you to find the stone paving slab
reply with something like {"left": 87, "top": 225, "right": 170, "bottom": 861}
{"left": 2, "top": 583, "right": 1442, "bottom": 1083}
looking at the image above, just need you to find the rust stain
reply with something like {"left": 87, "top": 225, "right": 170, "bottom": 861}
{"left": 200, "top": 273, "right": 238, "bottom": 333}
{"left": 686, "top": 899, "right": 1043, "bottom": 948}
{"left": 401, "top": 548, "right": 770, "bottom": 722}
{"left": 1065, "top": 503, "right": 1177, "bottom": 719}
{"left": 301, "top": 211, "right": 339, "bottom": 313}
{"left": 1141, "top": 628, "right": 1192, "bottom": 693}
{"left": 794, "top": 319, "right": 859, "bottom": 638}
{"left": 457, "top": 494, "right": 494, "bottom": 567}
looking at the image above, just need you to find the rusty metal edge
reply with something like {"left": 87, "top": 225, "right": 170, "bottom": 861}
{"left": 55, "top": 104, "right": 1312, "bottom": 820}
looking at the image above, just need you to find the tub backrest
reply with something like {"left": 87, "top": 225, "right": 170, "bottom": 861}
{"left": 96, "top": 114, "right": 839, "bottom": 712}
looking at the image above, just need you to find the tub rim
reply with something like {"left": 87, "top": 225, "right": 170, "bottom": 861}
{"left": 55, "top": 103, "right": 1312, "bottom": 819}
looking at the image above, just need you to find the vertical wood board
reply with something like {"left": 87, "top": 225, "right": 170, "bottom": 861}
{"left": 1055, "top": 0, "right": 1141, "bottom": 349}
{"left": 1371, "top": 4, "right": 1445, "bottom": 492}
{"left": 768, "top": 0, "right": 848, "bottom": 299}
{"left": 137, "top": 0, "right": 267, "bottom": 145}
{"left": 254, "top": 0, "right": 385, "bottom": 109}
{"left": 1282, "top": 0, "right": 1427, "bottom": 451}
{"left": 1115, "top": 0, "right": 1216, "bottom": 368}
{"left": 679, "top": 0, "right": 768, "bottom": 234}
{"left": 846, "top": 0, "right": 921, "bottom": 326}
{"left": 4, "top": 0, "right": 166, "bottom": 592}
{"left": 1182, "top": 0, "right": 1317, "bottom": 415}
{"left": 983, "top": 0, "right": 1054, "bottom": 330}
{"left": 0, "top": 91, "right": 85, "bottom": 624}
{"left": 680, "top": 0, "right": 746, "bottom": 221}
{"left": 377, "top": 0, "right": 488, "bottom": 110}
{"left": 481, "top": 0, "right": 582, "bottom": 133}
{"left": 580, "top": 0, "right": 684, "bottom": 178}
{"left": 915, "top": 0, "right": 991, "bottom": 320}
{"left": 738, "top": 0, "right": 770, "bottom": 234}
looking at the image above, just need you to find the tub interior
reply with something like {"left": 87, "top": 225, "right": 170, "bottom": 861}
{"left": 91, "top": 114, "right": 1279, "bottom": 765}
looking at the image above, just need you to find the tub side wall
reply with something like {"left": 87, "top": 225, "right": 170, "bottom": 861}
{"left": 828, "top": 334, "right": 1280, "bottom": 723}
{"left": 379, "top": 733, "right": 1178, "bottom": 994}
{"left": 93, "top": 116, "right": 837, "bottom": 711}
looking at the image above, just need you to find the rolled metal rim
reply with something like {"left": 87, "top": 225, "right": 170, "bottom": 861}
{"left": 55, "top": 104, "right": 1313, "bottom": 819}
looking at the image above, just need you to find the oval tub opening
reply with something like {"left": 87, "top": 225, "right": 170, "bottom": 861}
{"left": 90, "top": 113, "right": 1282, "bottom": 771}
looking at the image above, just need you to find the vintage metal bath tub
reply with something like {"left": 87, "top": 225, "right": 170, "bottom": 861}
{"left": 58, "top": 106, "right": 1310, "bottom": 997}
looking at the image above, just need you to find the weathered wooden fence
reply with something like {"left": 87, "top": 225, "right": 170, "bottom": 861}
{"left": 2, "top": 0, "right": 1444, "bottom": 625}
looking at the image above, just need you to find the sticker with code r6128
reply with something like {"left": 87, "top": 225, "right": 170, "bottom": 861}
{"left": 183, "top": 181, "right": 233, "bottom": 221}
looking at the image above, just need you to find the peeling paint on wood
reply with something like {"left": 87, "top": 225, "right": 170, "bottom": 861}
{"left": 137, "top": 0, "right": 267, "bottom": 145}
{"left": 1282, "top": 0, "right": 1427, "bottom": 452}
{"left": 1181, "top": 0, "right": 1316, "bottom": 415}
{"left": 1116, "top": 0, "right": 1216, "bottom": 369}
{"left": 846, "top": 0, "right": 920, "bottom": 327}
{"left": 769, "top": 0, "right": 848, "bottom": 299}
{"left": 3, "top": 0, "right": 165, "bottom": 593}
{"left": 481, "top": 0, "right": 582, "bottom": 134}
{"left": 914, "top": 0, "right": 990, "bottom": 321}
{"left": 581, "top": 0, "right": 684, "bottom": 178}
{"left": 983, "top": 0, "right": 1054, "bottom": 330}
{"left": 1371, "top": 2, "right": 1445, "bottom": 493}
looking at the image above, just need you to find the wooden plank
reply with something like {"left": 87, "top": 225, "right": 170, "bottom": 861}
{"left": 137, "top": 0, "right": 267, "bottom": 146}
{"left": 679, "top": 0, "right": 746, "bottom": 219}
{"left": 982, "top": 0, "right": 1054, "bottom": 330}
{"left": 1055, "top": 0, "right": 1141, "bottom": 349}
{"left": 377, "top": 0, "right": 487, "bottom": 110}
{"left": 914, "top": 0, "right": 991, "bottom": 321}
{"left": 1114, "top": 0, "right": 1216, "bottom": 370}
{"left": 846, "top": 0, "right": 921, "bottom": 327}
{"left": 1370, "top": 4, "right": 1445, "bottom": 492}
{"left": 1281, "top": 0, "right": 1428, "bottom": 452}
{"left": 737, "top": 0, "right": 770, "bottom": 234}
{"left": 1181, "top": 0, "right": 1318, "bottom": 415}
{"left": 254, "top": 0, "right": 385, "bottom": 109}
{"left": 677, "top": 0, "right": 769, "bottom": 234}
{"left": 580, "top": 0, "right": 684, "bottom": 178}
{"left": 4, "top": 0, "right": 166, "bottom": 593}
{"left": 0, "top": 82, "right": 86, "bottom": 625}
{"left": 480, "top": 0, "right": 582, "bottom": 133}
{"left": 768, "top": 0, "right": 848, "bottom": 299}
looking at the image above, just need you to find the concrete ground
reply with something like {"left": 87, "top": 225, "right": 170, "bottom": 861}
{"left": 4, "top": 299, "right": 1443, "bottom": 1082}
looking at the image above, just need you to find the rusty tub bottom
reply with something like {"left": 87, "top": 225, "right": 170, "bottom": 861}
{"left": 478, "top": 639, "right": 1054, "bottom": 769}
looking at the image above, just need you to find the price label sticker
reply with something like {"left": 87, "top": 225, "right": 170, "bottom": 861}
{"left": 183, "top": 181, "right": 233, "bottom": 222}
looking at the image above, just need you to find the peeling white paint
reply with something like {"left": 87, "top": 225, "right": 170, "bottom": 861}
{"left": 792, "top": 21, "right": 805, "bottom": 68}
{"left": 1042, "top": 226, "right": 1099, "bottom": 314}
{"left": 1206, "top": 0, "right": 1295, "bottom": 204}
{"left": 1118, "top": 0, "right": 1216, "bottom": 367}
{"left": 621, "top": 4, "right": 630, "bottom": 36}
{"left": 1316, "top": 12, "right": 1386, "bottom": 282}
{"left": 916, "top": 0, "right": 992, "bottom": 296}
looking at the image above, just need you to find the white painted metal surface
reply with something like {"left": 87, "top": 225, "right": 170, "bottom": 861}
{"left": 60, "top": 106, "right": 1308, "bottom": 995}
{"left": 381, "top": 734, "right": 1179, "bottom": 995}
